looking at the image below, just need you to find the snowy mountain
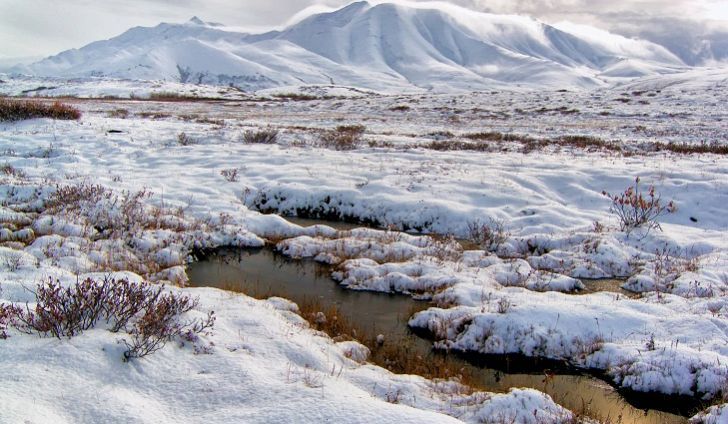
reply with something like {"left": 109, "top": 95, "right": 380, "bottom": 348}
{"left": 18, "top": 1, "right": 688, "bottom": 91}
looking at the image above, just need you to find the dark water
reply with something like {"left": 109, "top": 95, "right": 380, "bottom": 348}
{"left": 187, "top": 247, "right": 692, "bottom": 423}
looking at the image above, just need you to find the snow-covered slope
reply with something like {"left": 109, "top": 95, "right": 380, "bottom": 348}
{"left": 20, "top": 1, "right": 688, "bottom": 91}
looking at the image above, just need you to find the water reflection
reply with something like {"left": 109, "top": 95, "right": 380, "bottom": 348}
{"left": 187, "top": 247, "right": 692, "bottom": 423}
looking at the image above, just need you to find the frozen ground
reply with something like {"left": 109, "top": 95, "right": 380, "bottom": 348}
{"left": 0, "top": 71, "right": 727, "bottom": 421}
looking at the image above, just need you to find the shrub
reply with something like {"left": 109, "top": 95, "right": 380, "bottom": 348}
{"left": 319, "top": 125, "right": 366, "bottom": 150}
{"left": 149, "top": 92, "right": 204, "bottom": 101}
{"left": 44, "top": 183, "right": 113, "bottom": 214}
{"left": 107, "top": 108, "right": 129, "bottom": 119}
{"left": 496, "top": 297, "right": 511, "bottom": 314}
{"left": 0, "top": 278, "right": 214, "bottom": 360}
{"left": 272, "top": 93, "right": 320, "bottom": 101}
{"left": 0, "top": 99, "right": 81, "bottom": 122}
{"left": 603, "top": 177, "right": 675, "bottom": 233}
{"left": 177, "top": 132, "right": 197, "bottom": 146}
{"left": 467, "top": 218, "right": 509, "bottom": 252}
{"left": 0, "top": 163, "right": 27, "bottom": 179}
{"left": 0, "top": 303, "right": 22, "bottom": 339}
{"left": 121, "top": 290, "right": 214, "bottom": 360}
{"left": 389, "top": 105, "right": 410, "bottom": 112}
{"left": 220, "top": 168, "right": 239, "bottom": 182}
{"left": 242, "top": 128, "right": 279, "bottom": 144}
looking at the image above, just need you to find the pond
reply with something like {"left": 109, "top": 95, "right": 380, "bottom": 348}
{"left": 187, "top": 247, "right": 694, "bottom": 423}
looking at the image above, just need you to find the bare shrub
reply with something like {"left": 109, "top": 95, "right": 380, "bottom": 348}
{"left": 177, "top": 132, "right": 197, "bottom": 146}
{"left": 463, "top": 131, "right": 512, "bottom": 142}
{"left": 319, "top": 125, "right": 366, "bottom": 150}
{"left": 496, "top": 297, "right": 511, "bottom": 314}
{"left": 389, "top": 105, "right": 410, "bottom": 112}
{"left": 427, "top": 140, "right": 489, "bottom": 151}
{"left": 149, "top": 92, "right": 207, "bottom": 101}
{"left": 136, "top": 112, "right": 171, "bottom": 120}
{"left": 242, "top": 128, "right": 279, "bottom": 144}
{"left": 644, "top": 334, "right": 656, "bottom": 351}
{"left": 0, "top": 277, "right": 214, "bottom": 360}
{"left": 272, "top": 93, "right": 321, "bottom": 101}
{"left": 0, "top": 99, "right": 81, "bottom": 122}
{"left": 46, "top": 183, "right": 157, "bottom": 236}
{"left": 467, "top": 218, "right": 509, "bottom": 252}
{"left": 0, "top": 303, "right": 22, "bottom": 339}
{"left": 602, "top": 177, "right": 675, "bottom": 233}
{"left": 592, "top": 221, "right": 605, "bottom": 233}
{"left": 650, "top": 247, "right": 701, "bottom": 292}
{"left": 45, "top": 183, "right": 113, "bottom": 214}
{"left": 0, "top": 164, "right": 28, "bottom": 179}
{"left": 121, "top": 291, "right": 215, "bottom": 360}
{"left": 107, "top": 108, "right": 129, "bottom": 119}
{"left": 655, "top": 141, "right": 728, "bottom": 155}
{"left": 220, "top": 168, "right": 239, "bottom": 182}
{"left": 426, "top": 130, "right": 454, "bottom": 140}
{"left": 13, "top": 278, "right": 112, "bottom": 338}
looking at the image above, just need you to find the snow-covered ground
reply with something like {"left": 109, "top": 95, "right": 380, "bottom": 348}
{"left": 0, "top": 72, "right": 727, "bottom": 421}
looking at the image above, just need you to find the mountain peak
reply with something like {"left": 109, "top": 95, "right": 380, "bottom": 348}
{"left": 24, "top": 1, "right": 688, "bottom": 92}
{"left": 341, "top": 1, "right": 370, "bottom": 11}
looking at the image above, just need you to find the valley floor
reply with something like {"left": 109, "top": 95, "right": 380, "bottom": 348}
{"left": 0, "top": 74, "right": 727, "bottom": 423}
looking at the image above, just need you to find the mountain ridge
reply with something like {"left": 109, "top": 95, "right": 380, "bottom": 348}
{"left": 16, "top": 1, "right": 690, "bottom": 92}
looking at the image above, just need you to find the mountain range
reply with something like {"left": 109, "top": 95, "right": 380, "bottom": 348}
{"left": 13, "top": 1, "right": 693, "bottom": 92}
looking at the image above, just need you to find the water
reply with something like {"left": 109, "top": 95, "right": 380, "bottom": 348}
{"left": 187, "top": 247, "right": 693, "bottom": 423}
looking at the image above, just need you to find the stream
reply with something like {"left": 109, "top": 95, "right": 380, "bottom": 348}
{"left": 187, "top": 246, "right": 695, "bottom": 423}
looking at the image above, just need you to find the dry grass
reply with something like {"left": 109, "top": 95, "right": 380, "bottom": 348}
{"left": 147, "top": 92, "right": 217, "bottom": 102}
{"left": 653, "top": 141, "right": 728, "bottom": 155}
{"left": 272, "top": 93, "right": 325, "bottom": 101}
{"left": 136, "top": 111, "right": 172, "bottom": 120}
{"left": 295, "top": 297, "right": 476, "bottom": 387}
{"left": 107, "top": 108, "right": 130, "bottom": 119}
{"left": 319, "top": 125, "right": 366, "bottom": 150}
{"left": 389, "top": 105, "right": 411, "bottom": 112}
{"left": 242, "top": 128, "right": 279, "bottom": 144}
{"left": 0, "top": 164, "right": 27, "bottom": 179}
{"left": 177, "top": 132, "right": 198, "bottom": 146}
{"left": 0, "top": 99, "right": 81, "bottom": 122}
{"left": 429, "top": 131, "right": 728, "bottom": 156}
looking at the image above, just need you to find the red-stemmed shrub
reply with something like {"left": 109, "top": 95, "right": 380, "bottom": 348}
{"left": 0, "top": 277, "right": 214, "bottom": 360}
{"left": 603, "top": 177, "right": 675, "bottom": 233}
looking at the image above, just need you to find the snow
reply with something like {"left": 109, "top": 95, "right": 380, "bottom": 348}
{"left": 0, "top": 62, "right": 727, "bottom": 420}
{"left": 10, "top": 1, "right": 694, "bottom": 92}
{"left": 3, "top": 282, "right": 575, "bottom": 423}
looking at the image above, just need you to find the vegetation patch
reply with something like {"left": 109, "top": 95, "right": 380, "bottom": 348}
{"left": 603, "top": 177, "right": 675, "bottom": 233}
{"left": 319, "top": 125, "right": 366, "bottom": 150}
{"left": 272, "top": 93, "right": 326, "bottom": 101}
{"left": 0, "top": 99, "right": 81, "bottom": 122}
{"left": 0, "top": 277, "right": 215, "bottom": 360}
{"left": 147, "top": 92, "right": 219, "bottom": 102}
{"left": 242, "top": 128, "right": 279, "bottom": 144}
{"left": 294, "top": 298, "right": 476, "bottom": 389}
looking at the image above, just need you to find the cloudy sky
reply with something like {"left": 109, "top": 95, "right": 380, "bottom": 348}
{"left": 1, "top": 0, "right": 727, "bottom": 64}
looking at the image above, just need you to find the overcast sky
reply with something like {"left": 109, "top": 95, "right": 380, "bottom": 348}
{"left": 1, "top": 0, "right": 727, "bottom": 63}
